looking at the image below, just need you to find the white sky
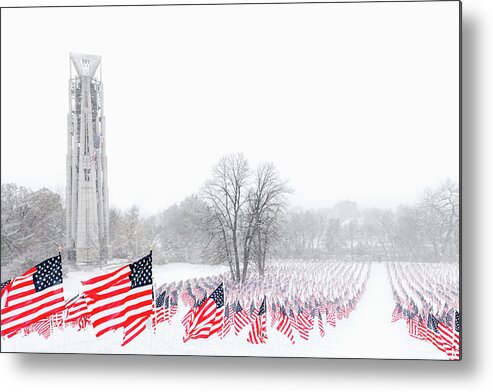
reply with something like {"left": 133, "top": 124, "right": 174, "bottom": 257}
{"left": 1, "top": 2, "right": 460, "bottom": 215}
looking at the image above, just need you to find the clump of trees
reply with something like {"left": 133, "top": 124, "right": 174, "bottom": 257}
{"left": 276, "top": 179, "right": 459, "bottom": 263}
{"left": 1, "top": 184, "right": 65, "bottom": 278}
{"left": 109, "top": 196, "right": 211, "bottom": 265}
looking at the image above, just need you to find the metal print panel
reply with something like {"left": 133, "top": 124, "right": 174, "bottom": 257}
{"left": 0, "top": 1, "right": 461, "bottom": 359}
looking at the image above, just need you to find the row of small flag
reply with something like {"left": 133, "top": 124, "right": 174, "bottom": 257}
{"left": 180, "top": 283, "right": 366, "bottom": 345}
{"left": 169, "top": 261, "right": 370, "bottom": 345}
{"left": 1, "top": 253, "right": 368, "bottom": 347}
{"left": 387, "top": 262, "right": 458, "bottom": 319}
{"left": 172, "top": 260, "right": 370, "bottom": 327}
{"left": 386, "top": 262, "right": 460, "bottom": 360}
{"left": 391, "top": 303, "right": 460, "bottom": 360}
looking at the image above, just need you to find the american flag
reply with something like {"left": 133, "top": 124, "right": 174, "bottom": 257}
{"left": 276, "top": 306, "right": 295, "bottom": 345}
{"left": 234, "top": 301, "right": 253, "bottom": 335}
{"left": 454, "top": 310, "right": 460, "bottom": 353}
{"left": 426, "top": 313, "right": 446, "bottom": 353}
{"left": 344, "top": 302, "right": 351, "bottom": 318}
{"left": 65, "top": 294, "right": 90, "bottom": 329}
{"left": 417, "top": 315, "right": 428, "bottom": 340}
{"left": 122, "top": 313, "right": 150, "bottom": 346}
{"left": 181, "top": 306, "right": 195, "bottom": 333}
{"left": 162, "top": 295, "right": 171, "bottom": 323}
{"left": 297, "top": 307, "right": 314, "bottom": 341}
{"left": 219, "top": 303, "right": 233, "bottom": 339}
{"left": 250, "top": 301, "right": 258, "bottom": 319}
{"left": 181, "top": 287, "right": 196, "bottom": 308}
{"left": 169, "top": 291, "right": 178, "bottom": 322}
{"left": 89, "top": 149, "right": 98, "bottom": 165}
{"left": 181, "top": 289, "right": 205, "bottom": 333}
{"left": 437, "top": 320, "right": 456, "bottom": 358}
{"left": 391, "top": 304, "right": 402, "bottom": 322}
{"left": 247, "top": 297, "right": 267, "bottom": 344}
{"left": 1, "top": 254, "right": 64, "bottom": 338}
{"left": 269, "top": 301, "right": 280, "bottom": 328}
{"left": 183, "top": 283, "right": 224, "bottom": 342}
{"left": 317, "top": 310, "right": 325, "bottom": 337}
{"left": 51, "top": 311, "right": 64, "bottom": 331}
{"left": 192, "top": 286, "right": 207, "bottom": 304}
{"left": 1, "top": 279, "right": 12, "bottom": 308}
{"left": 30, "top": 317, "right": 53, "bottom": 339}
{"left": 153, "top": 290, "right": 166, "bottom": 329}
{"left": 337, "top": 305, "right": 345, "bottom": 320}
{"left": 289, "top": 308, "right": 299, "bottom": 335}
{"left": 407, "top": 314, "right": 420, "bottom": 339}
{"left": 82, "top": 253, "right": 153, "bottom": 345}
{"left": 325, "top": 307, "right": 336, "bottom": 327}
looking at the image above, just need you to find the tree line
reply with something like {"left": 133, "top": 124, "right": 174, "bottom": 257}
{"left": 275, "top": 180, "right": 459, "bottom": 263}
{"left": 1, "top": 154, "right": 458, "bottom": 281}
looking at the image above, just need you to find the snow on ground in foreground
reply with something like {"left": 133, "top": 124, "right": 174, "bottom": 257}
{"left": 2, "top": 262, "right": 448, "bottom": 359}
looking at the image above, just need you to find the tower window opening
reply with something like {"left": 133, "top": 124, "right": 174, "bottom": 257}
{"left": 82, "top": 58, "right": 90, "bottom": 70}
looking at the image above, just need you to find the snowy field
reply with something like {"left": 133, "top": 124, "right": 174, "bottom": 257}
{"left": 1, "top": 261, "right": 448, "bottom": 359}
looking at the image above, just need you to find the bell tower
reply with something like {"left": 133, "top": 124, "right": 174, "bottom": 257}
{"left": 66, "top": 53, "right": 110, "bottom": 264}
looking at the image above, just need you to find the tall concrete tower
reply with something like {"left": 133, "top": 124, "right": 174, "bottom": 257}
{"left": 66, "top": 53, "right": 110, "bottom": 264}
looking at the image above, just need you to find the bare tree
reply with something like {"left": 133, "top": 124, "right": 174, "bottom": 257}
{"left": 247, "top": 163, "right": 290, "bottom": 278}
{"left": 202, "top": 155, "right": 289, "bottom": 283}
{"left": 202, "top": 154, "right": 250, "bottom": 282}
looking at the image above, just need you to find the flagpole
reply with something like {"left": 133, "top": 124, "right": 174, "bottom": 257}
{"left": 58, "top": 246, "right": 66, "bottom": 328}
{"left": 150, "top": 245, "right": 154, "bottom": 336}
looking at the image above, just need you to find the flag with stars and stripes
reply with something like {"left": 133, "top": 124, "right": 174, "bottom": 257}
{"left": 296, "top": 307, "right": 314, "bottom": 341}
{"left": 426, "top": 313, "right": 446, "bottom": 353}
{"left": 30, "top": 317, "right": 53, "bottom": 339}
{"left": 64, "top": 293, "right": 90, "bottom": 330}
{"left": 1, "top": 279, "right": 12, "bottom": 308}
{"left": 391, "top": 304, "right": 403, "bottom": 322}
{"left": 454, "top": 310, "right": 460, "bottom": 354}
{"left": 169, "top": 292, "right": 178, "bottom": 322}
{"left": 181, "top": 287, "right": 196, "bottom": 308}
{"left": 407, "top": 314, "right": 420, "bottom": 339}
{"left": 82, "top": 253, "right": 153, "bottom": 346}
{"left": 153, "top": 290, "right": 166, "bottom": 329}
{"left": 437, "top": 320, "right": 456, "bottom": 358}
{"left": 336, "top": 305, "right": 345, "bottom": 320}
{"left": 233, "top": 301, "right": 253, "bottom": 335}
{"left": 181, "top": 305, "right": 195, "bottom": 333}
{"left": 276, "top": 306, "right": 295, "bottom": 345}
{"left": 325, "top": 307, "right": 336, "bottom": 327}
{"left": 247, "top": 296, "right": 268, "bottom": 344}
{"left": 183, "top": 283, "right": 224, "bottom": 342}
{"left": 1, "top": 254, "right": 65, "bottom": 338}
{"left": 317, "top": 310, "right": 325, "bottom": 337}
{"left": 219, "top": 303, "right": 233, "bottom": 339}
{"left": 417, "top": 315, "right": 428, "bottom": 340}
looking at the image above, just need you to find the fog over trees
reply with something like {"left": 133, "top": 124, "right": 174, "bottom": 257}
{"left": 1, "top": 154, "right": 459, "bottom": 280}
{"left": 275, "top": 178, "right": 459, "bottom": 263}
{"left": 1, "top": 184, "right": 65, "bottom": 278}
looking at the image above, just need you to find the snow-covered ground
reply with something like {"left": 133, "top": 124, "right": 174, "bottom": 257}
{"left": 1, "top": 262, "right": 448, "bottom": 359}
